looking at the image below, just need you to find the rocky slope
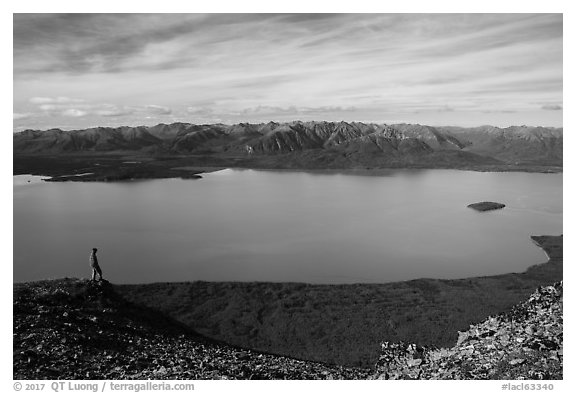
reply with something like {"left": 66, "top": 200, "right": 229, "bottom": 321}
{"left": 372, "top": 281, "right": 562, "bottom": 380}
{"left": 13, "top": 278, "right": 562, "bottom": 380}
{"left": 13, "top": 279, "right": 369, "bottom": 380}
{"left": 13, "top": 121, "right": 563, "bottom": 168}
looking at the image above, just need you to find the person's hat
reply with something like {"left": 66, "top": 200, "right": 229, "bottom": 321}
{"left": 92, "top": 248, "right": 98, "bottom": 251}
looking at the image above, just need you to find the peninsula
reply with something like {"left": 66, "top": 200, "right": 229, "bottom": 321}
{"left": 13, "top": 122, "right": 562, "bottom": 182}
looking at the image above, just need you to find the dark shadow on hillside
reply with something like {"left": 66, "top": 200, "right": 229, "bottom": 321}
{"left": 13, "top": 278, "right": 371, "bottom": 379}
{"left": 117, "top": 235, "right": 562, "bottom": 368}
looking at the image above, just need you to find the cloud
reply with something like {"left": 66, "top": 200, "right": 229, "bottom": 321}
{"left": 14, "top": 14, "right": 294, "bottom": 74}
{"left": 37, "top": 103, "right": 88, "bottom": 117}
{"left": 38, "top": 104, "right": 62, "bottom": 112}
{"left": 32, "top": 97, "right": 90, "bottom": 118}
{"left": 94, "top": 105, "right": 135, "bottom": 117}
{"left": 27, "top": 98, "right": 160, "bottom": 118}
{"left": 13, "top": 14, "right": 563, "bottom": 128}
{"left": 30, "top": 96, "right": 84, "bottom": 104}
{"left": 62, "top": 109, "right": 88, "bottom": 117}
{"left": 241, "top": 105, "right": 357, "bottom": 116}
{"left": 144, "top": 105, "right": 172, "bottom": 115}
{"left": 300, "top": 106, "right": 357, "bottom": 114}
{"left": 97, "top": 104, "right": 172, "bottom": 117}
{"left": 13, "top": 112, "right": 32, "bottom": 120}
{"left": 186, "top": 106, "right": 214, "bottom": 116}
{"left": 95, "top": 109, "right": 133, "bottom": 117}
{"left": 542, "top": 104, "right": 563, "bottom": 110}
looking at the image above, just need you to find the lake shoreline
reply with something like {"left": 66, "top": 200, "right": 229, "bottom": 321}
{"left": 114, "top": 235, "right": 562, "bottom": 367}
{"left": 15, "top": 169, "right": 562, "bottom": 286}
{"left": 14, "top": 162, "right": 563, "bottom": 367}
{"left": 14, "top": 235, "right": 562, "bottom": 368}
{"left": 14, "top": 235, "right": 563, "bottom": 370}
{"left": 14, "top": 154, "right": 562, "bottom": 183}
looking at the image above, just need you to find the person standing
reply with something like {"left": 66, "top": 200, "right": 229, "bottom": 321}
{"left": 90, "top": 248, "right": 103, "bottom": 281}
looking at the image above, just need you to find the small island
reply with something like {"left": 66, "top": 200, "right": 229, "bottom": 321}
{"left": 467, "top": 201, "right": 506, "bottom": 212}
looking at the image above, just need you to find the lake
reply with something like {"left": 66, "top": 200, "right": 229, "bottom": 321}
{"left": 13, "top": 169, "right": 562, "bottom": 284}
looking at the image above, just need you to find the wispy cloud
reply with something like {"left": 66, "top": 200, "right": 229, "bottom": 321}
{"left": 94, "top": 105, "right": 135, "bottom": 117}
{"left": 30, "top": 96, "right": 84, "bottom": 104}
{"left": 23, "top": 96, "right": 173, "bottom": 121}
{"left": 61, "top": 109, "right": 88, "bottom": 117}
{"left": 145, "top": 105, "right": 172, "bottom": 115}
{"left": 13, "top": 113, "right": 33, "bottom": 120}
{"left": 240, "top": 105, "right": 357, "bottom": 116}
{"left": 13, "top": 13, "right": 563, "bottom": 129}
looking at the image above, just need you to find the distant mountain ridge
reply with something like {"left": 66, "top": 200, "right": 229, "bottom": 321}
{"left": 13, "top": 121, "right": 563, "bottom": 167}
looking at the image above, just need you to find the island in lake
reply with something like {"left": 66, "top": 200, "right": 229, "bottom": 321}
{"left": 468, "top": 201, "right": 506, "bottom": 212}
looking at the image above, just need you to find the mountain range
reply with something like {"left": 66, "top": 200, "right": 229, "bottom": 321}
{"left": 13, "top": 121, "right": 563, "bottom": 169}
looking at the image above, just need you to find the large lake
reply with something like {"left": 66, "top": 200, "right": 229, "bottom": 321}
{"left": 13, "top": 169, "right": 562, "bottom": 284}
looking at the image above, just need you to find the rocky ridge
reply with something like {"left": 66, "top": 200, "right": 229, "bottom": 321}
{"left": 13, "top": 121, "right": 562, "bottom": 168}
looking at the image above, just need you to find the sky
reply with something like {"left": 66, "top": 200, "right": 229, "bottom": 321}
{"left": 13, "top": 13, "right": 563, "bottom": 130}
